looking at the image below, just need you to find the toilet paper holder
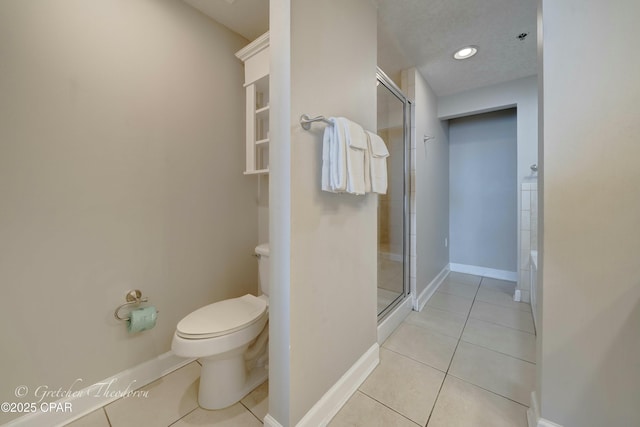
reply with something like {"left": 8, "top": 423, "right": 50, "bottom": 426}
{"left": 114, "top": 289, "right": 157, "bottom": 321}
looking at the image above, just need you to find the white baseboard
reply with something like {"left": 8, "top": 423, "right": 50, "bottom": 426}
{"left": 449, "top": 263, "right": 518, "bottom": 282}
{"left": 264, "top": 414, "right": 284, "bottom": 427}
{"left": 377, "top": 296, "right": 412, "bottom": 345}
{"left": 527, "top": 391, "right": 564, "bottom": 427}
{"left": 295, "top": 343, "right": 379, "bottom": 427}
{"left": 6, "top": 353, "right": 195, "bottom": 427}
{"left": 538, "top": 419, "right": 564, "bottom": 427}
{"left": 527, "top": 391, "right": 539, "bottom": 427}
{"left": 414, "top": 266, "right": 450, "bottom": 311}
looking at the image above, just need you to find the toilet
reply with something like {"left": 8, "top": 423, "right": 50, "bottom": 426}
{"left": 172, "top": 243, "right": 270, "bottom": 410}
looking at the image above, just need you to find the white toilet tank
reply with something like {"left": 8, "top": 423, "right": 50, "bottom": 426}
{"left": 255, "top": 243, "right": 269, "bottom": 296}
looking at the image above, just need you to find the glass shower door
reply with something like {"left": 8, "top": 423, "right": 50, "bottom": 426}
{"left": 376, "top": 69, "right": 410, "bottom": 319}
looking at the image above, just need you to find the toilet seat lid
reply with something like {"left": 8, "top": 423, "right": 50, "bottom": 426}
{"left": 176, "top": 294, "right": 267, "bottom": 339}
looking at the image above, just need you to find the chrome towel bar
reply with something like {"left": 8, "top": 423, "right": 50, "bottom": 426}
{"left": 300, "top": 114, "right": 333, "bottom": 130}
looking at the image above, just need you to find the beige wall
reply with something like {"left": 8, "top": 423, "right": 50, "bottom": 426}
{"left": 408, "top": 69, "right": 450, "bottom": 296}
{"left": 266, "top": 0, "right": 291, "bottom": 423}
{"left": 287, "top": 0, "right": 378, "bottom": 423}
{"left": 258, "top": 178, "right": 270, "bottom": 244}
{"left": 540, "top": 0, "right": 640, "bottom": 425}
{"left": 0, "top": 1, "right": 258, "bottom": 423}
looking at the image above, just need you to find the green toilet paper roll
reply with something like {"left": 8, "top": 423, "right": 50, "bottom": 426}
{"left": 127, "top": 306, "right": 157, "bottom": 333}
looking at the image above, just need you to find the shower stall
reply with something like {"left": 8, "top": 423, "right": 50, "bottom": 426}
{"left": 376, "top": 68, "right": 411, "bottom": 319}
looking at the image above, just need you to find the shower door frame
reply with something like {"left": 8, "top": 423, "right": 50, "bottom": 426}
{"left": 376, "top": 67, "right": 412, "bottom": 321}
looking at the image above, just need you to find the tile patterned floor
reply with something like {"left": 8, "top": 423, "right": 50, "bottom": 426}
{"left": 65, "top": 366, "right": 267, "bottom": 427}
{"left": 331, "top": 273, "right": 535, "bottom": 427}
{"left": 65, "top": 273, "right": 534, "bottom": 427}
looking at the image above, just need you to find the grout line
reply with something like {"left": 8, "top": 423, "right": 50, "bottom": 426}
{"left": 241, "top": 401, "right": 264, "bottom": 424}
{"left": 435, "top": 288, "right": 479, "bottom": 299}
{"left": 356, "top": 390, "right": 422, "bottom": 427}
{"left": 167, "top": 407, "right": 199, "bottom": 426}
{"left": 103, "top": 407, "right": 112, "bottom": 427}
{"left": 435, "top": 277, "right": 531, "bottom": 417}
{"left": 439, "top": 280, "right": 482, "bottom": 289}
{"left": 457, "top": 338, "right": 536, "bottom": 365}
{"left": 445, "top": 372, "right": 531, "bottom": 409}
{"left": 433, "top": 290, "right": 475, "bottom": 302}
{"left": 381, "top": 346, "right": 448, "bottom": 374}
{"left": 466, "top": 313, "right": 535, "bottom": 335}
{"left": 445, "top": 279, "right": 481, "bottom": 374}
{"left": 425, "top": 276, "right": 482, "bottom": 427}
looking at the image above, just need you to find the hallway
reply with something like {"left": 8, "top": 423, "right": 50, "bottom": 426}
{"left": 331, "top": 272, "right": 535, "bottom": 427}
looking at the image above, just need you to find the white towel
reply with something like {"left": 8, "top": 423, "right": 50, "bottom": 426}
{"left": 322, "top": 117, "right": 368, "bottom": 195}
{"left": 322, "top": 117, "right": 336, "bottom": 192}
{"left": 364, "top": 145, "right": 371, "bottom": 193}
{"left": 331, "top": 118, "right": 348, "bottom": 192}
{"left": 342, "top": 118, "right": 368, "bottom": 195}
{"left": 366, "top": 130, "right": 390, "bottom": 194}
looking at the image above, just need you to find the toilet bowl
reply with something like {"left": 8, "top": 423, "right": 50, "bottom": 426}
{"left": 172, "top": 243, "right": 270, "bottom": 410}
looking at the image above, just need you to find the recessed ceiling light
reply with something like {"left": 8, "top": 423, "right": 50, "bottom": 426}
{"left": 453, "top": 46, "right": 478, "bottom": 60}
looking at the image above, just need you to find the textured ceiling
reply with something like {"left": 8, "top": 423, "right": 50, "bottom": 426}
{"left": 183, "top": 0, "right": 537, "bottom": 97}
{"left": 377, "top": 0, "right": 538, "bottom": 96}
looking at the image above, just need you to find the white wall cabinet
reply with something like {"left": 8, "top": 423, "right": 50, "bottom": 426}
{"left": 235, "top": 32, "right": 269, "bottom": 175}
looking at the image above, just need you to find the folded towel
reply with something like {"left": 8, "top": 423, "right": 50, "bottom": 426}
{"left": 331, "top": 118, "right": 348, "bottom": 192}
{"left": 364, "top": 142, "right": 371, "bottom": 193}
{"left": 322, "top": 117, "right": 337, "bottom": 192}
{"left": 322, "top": 117, "right": 368, "bottom": 195}
{"left": 342, "top": 118, "right": 367, "bottom": 195}
{"left": 366, "top": 130, "right": 390, "bottom": 194}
